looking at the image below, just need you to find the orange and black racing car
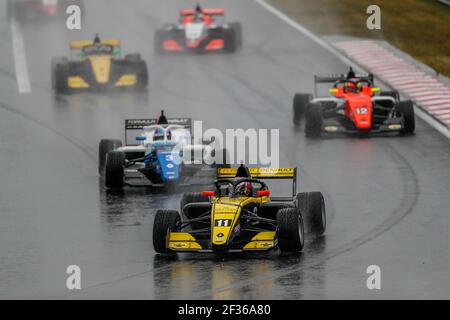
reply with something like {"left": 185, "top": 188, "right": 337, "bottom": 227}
{"left": 154, "top": 4, "right": 242, "bottom": 54}
{"left": 293, "top": 68, "right": 415, "bottom": 137}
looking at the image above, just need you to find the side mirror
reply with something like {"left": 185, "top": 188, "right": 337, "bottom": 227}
{"left": 202, "top": 191, "right": 215, "bottom": 197}
{"left": 136, "top": 135, "right": 146, "bottom": 142}
{"left": 257, "top": 190, "right": 271, "bottom": 197}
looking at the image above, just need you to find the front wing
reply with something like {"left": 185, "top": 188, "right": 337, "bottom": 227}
{"left": 66, "top": 62, "right": 140, "bottom": 90}
{"left": 167, "top": 231, "right": 277, "bottom": 252}
{"left": 160, "top": 33, "right": 225, "bottom": 52}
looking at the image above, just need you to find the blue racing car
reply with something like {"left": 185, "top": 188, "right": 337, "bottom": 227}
{"left": 98, "top": 112, "right": 227, "bottom": 189}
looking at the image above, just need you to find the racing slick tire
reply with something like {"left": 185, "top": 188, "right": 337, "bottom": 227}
{"left": 277, "top": 208, "right": 304, "bottom": 253}
{"left": 153, "top": 209, "right": 181, "bottom": 254}
{"left": 180, "top": 192, "right": 209, "bottom": 210}
{"left": 105, "top": 151, "right": 125, "bottom": 189}
{"left": 223, "top": 28, "right": 237, "bottom": 53}
{"left": 52, "top": 57, "right": 70, "bottom": 94}
{"left": 378, "top": 91, "right": 400, "bottom": 108}
{"left": 229, "top": 22, "right": 242, "bottom": 47}
{"left": 296, "top": 192, "right": 326, "bottom": 235}
{"left": 293, "top": 93, "right": 312, "bottom": 125}
{"left": 305, "top": 103, "right": 323, "bottom": 138}
{"left": 98, "top": 139, "right": 122, "bottom": 176}
{"left": 180, "top": 192, "right": 210, "bottom": 220}
{"left": 397, "top": 100, "right": 415, "bottom": 135}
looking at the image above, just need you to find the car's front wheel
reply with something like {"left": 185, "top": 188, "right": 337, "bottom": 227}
{"left": 52, "top": 57, "right": 70, "bottom": 94}
{"left": 98, "top": 139, "right": 122, "bottom": 175}
{"left": 397, "top": 100, "right": 415, "bottom": 135}
{"left": 277, "top": 208, "right": 304, "bottom": 253}
{"left": 296, "top": 192, "right": 326, "bottom": 235}
{"left": 153, "top": 209, "right": 181, "bottom": 254}
{"left": 305, "top": 103, "right": 323, "bottom": 138}
{"left": 105, "top": 151, "right": 125, "bottom": 189}
{"left": 293, "top": 93, "right": 312, "bottom": 125}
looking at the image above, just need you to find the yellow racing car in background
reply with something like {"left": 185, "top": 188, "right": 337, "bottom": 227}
{"left": 153, "top": 165, "right": 326, "bottom": 254}
{"left": 51, "top": 35, "right": 148, "bottom": 94}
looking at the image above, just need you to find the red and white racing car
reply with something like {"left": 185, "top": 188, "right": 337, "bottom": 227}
{"left": 154, "top": 4, "right": 242, "bottom": 54}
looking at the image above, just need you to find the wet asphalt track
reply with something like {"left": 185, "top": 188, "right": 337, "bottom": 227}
{"left": 0, "top": 0, "right": 449, "bottom": 299}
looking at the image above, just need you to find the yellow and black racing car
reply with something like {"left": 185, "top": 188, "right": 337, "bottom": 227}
{"left": 153, "top": 165, "right": 326, "bottom": 254}
{"left": 51, "top": 35, "right": 148, "bottom": 94}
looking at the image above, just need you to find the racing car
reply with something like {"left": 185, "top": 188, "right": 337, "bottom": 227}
{"left": 8, "top": 0, "right": 84, "bottom": 20}
{"left": 153, "top": 165, "right": 326, "bottom": 254}
{"left": 51, "top": 35, "right": 148, "bottom": 94}
{"left": 99, "top": 111, "right": 228, "bottom": 190}
{"left": 154, "top": 4, "right": 242, "bottom": 54}
{"left": 293, "top": 68, "right": 415, "bottom": 137}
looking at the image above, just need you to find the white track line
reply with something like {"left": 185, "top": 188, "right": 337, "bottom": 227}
{"left": 255, "top": 0, "right": 450, "bottom": 139}
{"left": 10, "top": 16, "right": 31, "bottom": 94}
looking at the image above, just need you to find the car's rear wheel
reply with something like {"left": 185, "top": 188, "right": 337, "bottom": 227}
{"left": 305, "top": 103, "right": 323, "bottom": 138}
{"left": 180, "top": 192, "right": 209, "bottom": 212}
{"left": 293, "top": 93, "right": 312, "bottom": 125}
{"left": 153, "top": 210, "right": 181, "bottom": 254}
{"left": 105, "top": 151, "right": 125, "bottom": 189}
{"left": 397, "top": 100, "right": 415, "bottom": 135}
{"left": 98, "top": 139, "right": 122, "bottom": 176}
{"left": 296, "top": 192, "right": 326, "bottom": 235}
{"left": 378, "top": 91, "right": 399, "bottom": 108}
{"left": 180, "top": 193, "right": 210, "bottom": 227}
{"left": 277, "top": 208, "right": 304, "bottom": 253}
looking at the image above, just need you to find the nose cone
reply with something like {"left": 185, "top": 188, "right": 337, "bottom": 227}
{"left": 90, "top": 57, "right": 112, "bottom": 84}
{"left": 156, "top": 152, "right": 180, "bottom": 183}
{"left": 211, "top": 203, "right": 239, "bottom": 247}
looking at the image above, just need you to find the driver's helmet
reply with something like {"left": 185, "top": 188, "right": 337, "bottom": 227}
{"left": 344, "top": 81, "right": 358, "bottom": 93}
{"left": 93, "top": 34, "right": 101, "bottom": 45}
{"left": 234, "top": 181, "right": 252, "bottom": 196}
{"left": 153, "top": 128, "right": 165, "bottom": 141}
{"left": 166, "top": 129, "right": 172, "bottom": 141}
{"left": 194, "top": 12, "right": 204, "bottom": 22}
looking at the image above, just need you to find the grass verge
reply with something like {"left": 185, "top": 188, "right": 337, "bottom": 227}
{"left": 268, "top": 0, "right": 450, "bottom": 77}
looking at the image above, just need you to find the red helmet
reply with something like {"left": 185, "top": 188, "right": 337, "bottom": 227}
{"left": 345, "top": 82, "right": 357, "bottom": 93}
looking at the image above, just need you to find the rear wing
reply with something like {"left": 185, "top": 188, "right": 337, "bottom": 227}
{"left": 124, "top": 118, "right": 192, "bottom": 145}
{"left": 217, "top": 167, "right": 298, "bottom": 201}
{"left": 180, "top": 8, "right": 225, "bottom": 16}
{"left": 314, "top": 73, "right": 374, "bottom": 96}
{"left": 69, "top": 39, "right": 121, "bottom": 50}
